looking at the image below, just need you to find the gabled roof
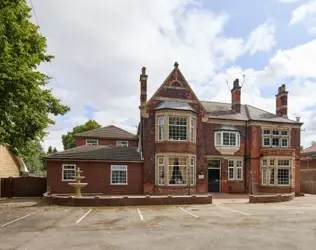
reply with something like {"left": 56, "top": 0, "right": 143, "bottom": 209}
{"left": 154, "top": 101, "right": 197, "bottom": 113}
{"left": 301, "top": 144, "right": 316, "bottom": 155}
{"left": 200, "top": 101, "right": 300, "bottom": 124}
{"left": 145, "top": 62, "right": 206, "bottom": 113}
{"left": 75, "top": 125, "right": 137, "bottom": 140}
{"left": 44, "top": 145, "right": 142, "bottom": 162}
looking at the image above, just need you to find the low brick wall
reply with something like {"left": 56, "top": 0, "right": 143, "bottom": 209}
{"left": 249, "top": 193, "right": 294, "bottom": 203}
{"left": 44, "top": 194, "right": 212, "bottom": 206}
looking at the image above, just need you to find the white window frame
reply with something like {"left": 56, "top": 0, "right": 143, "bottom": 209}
{"left": 190, "top": 117, "right": 196, "bottom": 143}
{"left": 157, "top": 116, "right": 164, "bottom": 141}
{"left": 155, "top": 155, "right": 196, "bottom": 187}
{"left": 261, "top": 168, "right": 267, "bottom": 185}
{"left": 190, "top": 157, "right": 195, "bottom": 185}
{"left": 228, "top": 159, "right": 243, "bottom": 181}
{"left": 168, "top": 117, "right": 187, "bottom": 141}
{"left": 157, "top": 157, "right": 164, "bottom": 185}
{"left": 262, "top": 129, "right": 289, "bottom": 148}
{"left": 62, "top": 164, "right": 76, "bottom": 181}
{"left": 86, "top": 139, "right": 98, "bottom": 146}
{"left": 260, "top": 158, "right": 292, "bottom": 186}
{"left": 215, "top": 131, "right": 240, "bottom": 147}
{"left": 116, "top": 140, "right": 129, "bottom": 147}
{"left": 111, "top": 165, "right": 128, "bottom": 185}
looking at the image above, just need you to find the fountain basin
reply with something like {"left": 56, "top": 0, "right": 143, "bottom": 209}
{"left": 68, "top": 183, "right": 88, "bottom": 188}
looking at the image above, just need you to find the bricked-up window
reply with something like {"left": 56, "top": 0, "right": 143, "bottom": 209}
{"left": 116, "top": 141, "right": 128, "bottom": 147}
{"left": 190, "top": 117, "right": 196, "bottom": 143}
{"left": 228, "top": 159, "right": 243, "bottom": 181}
{"left": 261, "top": 158, "right": 291, "bottom": 186}
{"left": 157, "top": 157, "right": 164, "bottom": 185}
{"left": 111, "top": 165, "right": 127, "bottom": 185}
{"left": 158, "top": 116, "right": 164, "bottom": 141}
{"left": 62, "top": 164, "right": 76, "bottom": 181}
{"left": 86, "top": 139, "right": 98, "bottom": 146}
{"left": 169, "top": 117, "right": 187, "bottom": 141}
{"left": 168, "top": 157, "right": 187, "bottom": 185}
{"left": 215, "top": 132, "right": 240, "bottom": 147}
{"left": 262, "top": 129, "right": 289, "bottom": 148}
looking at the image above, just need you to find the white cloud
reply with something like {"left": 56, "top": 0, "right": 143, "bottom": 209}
{"left": 245, "top": 22, "right": 276, "bottom": 55}
{"left": 279, "top": 0, "right": 302, "bottom": 3}
{"left": 29, "top": 0, "right": 316, "bottom": 150}
{"left": 290, "top": 0, "right": 316, "bottom": 24}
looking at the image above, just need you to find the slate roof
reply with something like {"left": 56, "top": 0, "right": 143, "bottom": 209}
{"left": 154, "top": 101, "right": 196, "bottom": 113}
{"left": 44, "top": 145, "right": 142, "bottom": 161}
{"left": 200, "top": 101, "right": 300, "bottom": 124}
{"left": 75, "top": 125, "right": 137, "bottom": 140}
{"left": 301, "top": 144, "right": 316, "bottom": 155}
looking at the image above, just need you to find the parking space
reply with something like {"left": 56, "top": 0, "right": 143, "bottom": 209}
{"left": 0, "top": 196, "right": 316, "bottom": 249}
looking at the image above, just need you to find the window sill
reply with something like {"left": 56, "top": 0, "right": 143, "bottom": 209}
{"left": 61, "top": 179, "right": 75, "bottom": 182}
{"left": 111, "top": 183, "right": 128, "bottom": 186}
{"left": 156, "top": 185, "right": 195, "bottom": 188}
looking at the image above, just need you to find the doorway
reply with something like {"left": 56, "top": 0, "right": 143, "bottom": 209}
{"left": 208, "top": 160, "right": 221, "bottom": 192}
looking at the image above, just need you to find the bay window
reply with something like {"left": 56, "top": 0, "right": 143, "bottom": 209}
{"left": 169, "top": 117, "right": 187, "bottom": 141}
{"left": 155, "top": 155, "right": 195, "bottom": 186}
{"left": 261, "top": 158, "right": 292, "bottom": 186}
{"left": 215, "top": 132, "right": 240, "bottom": 147}
{"left": 156, "top": 113, "right": 196, "bottom": 143}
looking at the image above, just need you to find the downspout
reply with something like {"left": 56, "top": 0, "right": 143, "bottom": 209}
{"left": 244, "top": 121, "right": 248, "bottom": 194}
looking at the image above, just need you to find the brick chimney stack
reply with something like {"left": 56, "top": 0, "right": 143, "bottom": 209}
{"left": 231, "top": 79, "right": 241, "bottom": 113}
{"left": 140, "top": 67, "right": 148, "bottom": 107}
{"left": 276, "top": 84, "right": 288, "bottom": 117}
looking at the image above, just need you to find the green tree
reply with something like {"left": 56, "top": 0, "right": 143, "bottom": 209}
{"left": 312, "top": 141, "right": 316, "bottom": 145}
{"left": 21, "top": 140, "right": 46, "bottom": 173}
{"left": 0, "top": 0, "right": 69, "bottom": 156}
{"left": 47, "top": 146, "right": 53, "bottom": 155}
{"left": 62, "top": 120, "right": 101, "bottom": 149}
{"left": 52, "top": 147, "right": 58, "bottom": 153}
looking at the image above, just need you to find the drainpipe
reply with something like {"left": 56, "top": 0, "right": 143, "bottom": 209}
{"left": 244, "top": 121, "right": 248, "bottom": 193}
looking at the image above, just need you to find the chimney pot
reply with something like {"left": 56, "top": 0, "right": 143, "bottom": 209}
{"left": 231, "top": 78, "right": 241, "bottom": 113}
{"left": 140, "top": 66, "right": 148, "bottom": 106}
{"left": 276, "top": 84, "right": 288, "bottom": 117}
{"left": 296, "top": 117, "right": 300, "bottom": 122}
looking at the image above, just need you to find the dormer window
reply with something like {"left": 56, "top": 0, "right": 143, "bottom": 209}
{"left": 215, "top": 131, "right": 240, "bottom": 147}
{"left": 86, "top": 139, "right": 98, "bottom": 146}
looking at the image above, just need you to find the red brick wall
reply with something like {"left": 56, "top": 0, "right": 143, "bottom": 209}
{"left": 75, "top": 137, "right": 137, "bottom": 147}
{"left": 46, "top": 160, "right": 142, "bottom": 195}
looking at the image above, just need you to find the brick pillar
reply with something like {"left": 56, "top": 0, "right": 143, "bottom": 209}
{"left": 275, "top": 84, "right": 288, "bottom": 117}
{"left": 140, "top": 67, "right": 148, "bottom": 106}
{"left": 231, "top": 79, "right": 241, "bottom": 113}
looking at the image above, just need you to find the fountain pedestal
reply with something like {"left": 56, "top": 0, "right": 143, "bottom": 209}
{"left": 68, "top": 167, "right": 88, "bottom": 197}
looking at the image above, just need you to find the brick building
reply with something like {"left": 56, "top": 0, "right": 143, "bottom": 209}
{"left": 46, "top": 62, "right": 302, "bottom": 195}
{"left": 300, "top": 145, "right": 316, "bottom": 194}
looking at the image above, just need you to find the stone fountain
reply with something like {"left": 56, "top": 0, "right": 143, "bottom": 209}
{"left": 68, "top": 167, "right": 88, "bottom": 197}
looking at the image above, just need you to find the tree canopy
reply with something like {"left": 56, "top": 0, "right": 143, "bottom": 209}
{"left": 0, "top": 0, "right": 69, "bottom": 156}
{"left": 312, "top": 141, "right": 316, "bottom": 145}
{"left": 21, "top": 140, "right": 46, "bottom": 173}
{"left": 62, "top": 120, "right": 101, "bottom": 150}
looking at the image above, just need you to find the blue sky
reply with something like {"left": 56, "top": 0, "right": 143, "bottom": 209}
{"left": 30, "top": 0, "right": 316, "bottom": 150}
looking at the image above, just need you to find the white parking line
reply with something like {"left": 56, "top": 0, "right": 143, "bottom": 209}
{"left": 216, "top": 204, "right": 250, "bottom": 216}
{"left": 137, "top": 208, "right": 144, "bottom": 221}
{"left": 76, "top": 209, "right": 92, "bottom": 224}
{"left": 1, "top": 211, "right": 38, "bottom": 227}
{"left": 179, "top": 207, "right": 199, "bottom": 218}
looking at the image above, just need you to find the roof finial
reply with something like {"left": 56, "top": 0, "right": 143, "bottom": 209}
{"left": 141, "top": 66, "right": 146, "bottom": 75}
{"left": 174, "top": 61, "right": 179, "bottom": 68}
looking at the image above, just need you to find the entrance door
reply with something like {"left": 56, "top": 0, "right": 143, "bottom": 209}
{"left": 208, "top": 160, "right": 221, "bottom": 192}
